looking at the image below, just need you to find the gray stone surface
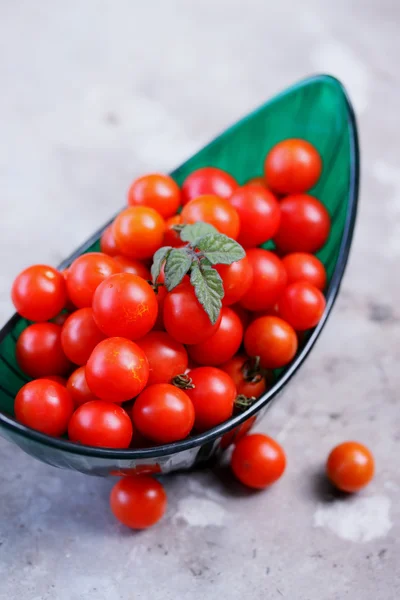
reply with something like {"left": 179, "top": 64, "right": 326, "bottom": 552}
{"left": 0, "top": 1, "right": 399, "bottom": 598}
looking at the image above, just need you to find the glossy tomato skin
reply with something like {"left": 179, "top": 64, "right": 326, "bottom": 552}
{"left": 163, "top": 282, "right": 222, "bottom": 345}
{"left": 273, "top": 194, "right": 330, "bottom": 254}
{"left": 110, "top": 476, "right": 167, "bottom": 529}
{"left": 92, "top": 273, "right": 158, "bottom": 340}
{"left": 239, "top": 249, "right": 287, "bottom": 312}
{"left": 163, "top": 214, "right": 185, "bottom": 248}
{"left": 136, "top": 331, "right": 188, "bottom": 386}
{"left": 181, "top": 195, "right": 240, "bottom": 239}
{"left": 132, "top": 383, "right": 194, "bottom": 443}
{"left": 12, "top": 265, "right": 67, "bottom": 322}
{"left": 68, "top": 400, "right": 133, "bottom": 448}
{"left": 188, "top": 307, "right": 243, "bottom": 366}
{"left": 326, "top": 441, "right": 375, "bottom": 493}
{"left": 100, "top": 225, "right": 119, "bottom": 256}
{"left": 277, "top": 281, "right": 326, "bottom": 330}
{"left": 15, "top": 379, "right": 74, "bottom": 436}
{"left": 61, "top": 308, "right": 105, "bottom": 365}
{"left": 264, "top": 138, "right": 322, "bottom": 195}
{"left": 246, "top": 176, "right": 268, "bottom": 189}
{"left": 45, "top": 375, "right": 67, "bottom": 385}
{"left": 128, "top": 173, "right": 181, "bottom": 219}
{"left": 282, "top": 252, "right": 327, "bottom": 291}
{"left": 113, "top": 256, "right": 151, "bottom": 279}
{"left": 231, "top": 433, "right": 286, "bottom": 489}
{"left": 112, "top": 206, "right": 165, "bottom": 260}
{"left": 66, "top": 253, "right": 120, "bottom": 308}
{"left": 85, "top": 337, "right": 149, "bottom": 403}
{"left": 244, "top": 316, "right": 298, "bottom": 369}
{"left": 220, "top": 355, "right": 267, "bottom": 398}
{"left": 228, "top": 185, "right": 281, "bottom": 248}
{"left": 185, "top": 367, "right": 236, "bottom": 432}
{"left": 216, "top": 256, "right": 253, "bottom": 306}
{"left": 181, "top": 167, "right": 238, "bottom": 206}
{"left": 16, "top": 323, "right": 72, "bottom": 378}
{"left": 153, "top": 285, "right": 168, "bottom": 331}
{"left": 66, "top": 366, "right": 98, "bottom": 407}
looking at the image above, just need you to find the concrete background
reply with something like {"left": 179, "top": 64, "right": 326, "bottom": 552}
{"left": 1, "top": 1, "right": 399, "bottom": 598}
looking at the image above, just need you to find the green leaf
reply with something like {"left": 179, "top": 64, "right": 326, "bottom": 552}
{"left": 190, "top": 261, "right": 223, "bottom": 324}
{"left": 151, "top": 246, "right": 172, "bottom": 283}
{"left": 196, "top": 233, "right": 245, "bottom": 265}
{"left": 180, "top": 222, "right": 218, "bottom": 245}
{"left": 164, "top": 248, "right": 192, "bottom": 291}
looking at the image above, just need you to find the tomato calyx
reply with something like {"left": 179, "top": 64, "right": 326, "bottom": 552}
{"left": 241, "top": 356, "right": 263, "bottom": 384}
{"left": 171, "top": 373, "right": 195, "bottom": 390}
{"left": 234, "top": 394, "right": 257, "bottom": 412}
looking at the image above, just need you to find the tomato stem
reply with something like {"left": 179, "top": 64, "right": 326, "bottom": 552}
{"left": 241, "top": 356, "right": 263, "bottom": 383}
{"left": 171, "top": 373, "right": 195, "bottom": 390}
{"left": 234, "top": 394, "right": 257, "bottom": 411}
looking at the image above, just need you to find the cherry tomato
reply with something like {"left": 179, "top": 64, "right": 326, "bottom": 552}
{"left": 231, "top": 304, "right": 251, "bottom": 330}
{"left": 163, "top": 214, "right": 185, "bottom": 248}
{"left": 110, "top": 476, "right": 167, "bottom": 529}
{"left": 163, "top": 281, "right": 222, "bottom": 345}
{"left": 273, "top": 194, "right": 330, "bottom": 254}
{"left": 45, "top": 375, "right": 67, "bottom": 385}
{"left": 220, "top": 416, "right": 257, "bottom": 449}
{"left": 220, "top": 355, "right": 267, "bottom": 398}
{"left": 68, "top": 400, "right": 132, "bottom": 448}
{"left": 153, "top": 284, "right": 168, "bottom": 331}
{"left": 15, "top": 379, "right": 74, "bottom": 436}
{"left": 181, "top": 167, "right": 238, "bottom": 206}
{"left": 277, "top": 281, "right": 326, "bottom": 330}
{"left": 128, "top": 173, "right": 181, "bottom": 219}
{"left": 66, "top": 366, "right": 98, "bottom": 407}
{"left": 184, "top": 367, "right": 236, "bottom": 432}
{"left": 61, "top": 308, "right": 105, "bottom": 365}
{"left": 228, "top": 185, "right": 281, "bottom": 248}
{"left": 264, "top": 139, "right": 322, "bottom": 195}
{"left": 239, "top": 249, "right": 287, "bottom": 312}
{"left": 136, "top": 331, "right": 188, "bottom": 386}
{"left": 244, "top": 316, "right": 298, "bottom": 369}
{"left": 246, "top": 176, "right": 267, "bottom": 189}
{"left": 282, "top": 252, "right": 327, "bottom": 291}
{"left": 86, "top": 337, "right": 149, "bottom": 403}
{"left": 112, "top": 206, "right": 165, "bottom": 260}
{"left": 92, "top": 273, "right": 158, "bottom": 340}
{"left": 12, "top": 265, "right": 67, "bottom": 321}
{"left": 113, "top": 255, "right": 151, "bottom": 279}
{"left": 100, "top": 225, "right": 119, "bottom": 256}
{"left": 216, "top": 256, "right": 253, "bottom": 306}
{"left": 231, "top": 433, "right": 286, "bottom": 489}
{"left": 52, "top": 312, "right": 70, "bottom": 326}
{"left": 181, "top": 195, "right": 240, "bottom": 240}
{"left": 188, "top": 307, "right": 243, "bottom": 366}
{"left": 66, "top": 253, "right": 120, "bottom": 308}
{"left": 16, "top": 323, "right": 72, "bottom": 378}
{"left": 326, "top": 441, "right": 375, "bottom": 493}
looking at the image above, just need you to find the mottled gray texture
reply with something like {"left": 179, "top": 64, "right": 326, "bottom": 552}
{"left": 1, "top": 1, "right": 400, "bottom": 598}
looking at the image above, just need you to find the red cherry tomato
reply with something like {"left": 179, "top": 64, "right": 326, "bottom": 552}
{"left": 220, "top": 415, "right": 257, "bottom": 449}
{"left": 326, "top": 441, "right": 375, "bottom": 493}
{"left": 273, "top": 194, "right": 330, "bottom": 254}
{"left": 163, "top": 281, "right": 222, "bottom": 345}
{"left": 68, "top": 400, "right": 133, "bottom": 448}
{"left": 66, "top": 366, "right": 98, "bottom": 407}
{"left": 128, "top": 173, "right": 181, "bottom": 219}
{"left": 132, "top": 383, "right": 194, "bottom": 443}
{"left": 228, "top": 185, "right": 281, "bottom": 248}
{"left": 244, "top": 316, "right": 298, "bottom": 369}
{"left": 231, "top": 304, "right": 251, "bottom": 330}
{"left": 112, "top": 206, "right": 165, "bottom": 260}
{"left": 100, "top": 225, "right": 119, "bottom": 256}
{"left": 184, "top": 367, "right": 236, "bottom": 432}
{"left": 52, "top": 312, "right": 70, "bottom": 326}
{"left": 153, "top": 284, "right": 168, "bottom": 331}
{"left": 187, "top": 307, "right": 243, "bottom": 366}
{"left": 85, "top": 337, "right": 149, "bottom": 403}
{"left": 16, "top": 323, "right": 72, "bottom": 378}
{"left": 136, "top": 331, "right": 188, "bottom": 386}
{"left": 239, "top": 249, "right": 287, "bottom": 312}
{"left": 45, "top": 375, "right": 67, "bottom": 385}
{"left": 231, "top": 433, "right": 286, "bottom": 489}
{"left": 220, "top": 355, "right": 267, "bottom": 398}
{"left": 246, "top": 176, "right": 267, "bottom": 189}
{"left": 15, "top": 379, "right": 74, "bottom": 436}
{"left": 181, "top": 167, "right": 238, "bottom": 206}
{"left": 277, "top": 281, "right": 326, "bottom": 330}
{"left": 66, "top": 253, "right": 120, "bottom": 308}
{"left": 282, "top": 252, "right": 327, "bottom": 291}
{"left": 264, "top": 139, "right": 322, "bottom": 195}
{"left": 12, "top": 265, "right": 67, "bottom": 321}
{"left": 61, "top": 308, "right": 105, "bottom": 366}
{"left": 216, "top": 256, "right": 253, "bottom": 306}
{"left": 163, "top": 214, "right": 185, "bottom": 248}
{"left": 110, "top": 476, "right": 167, "bottom": 529}
{"left": 181, "top": 195, "right": 240, "bottom": 239}
{"left": 112, "top": 255, "right": 151, "bottom": 279}
{"left": 92, "top": 273, "right": 158, "bottom": 340}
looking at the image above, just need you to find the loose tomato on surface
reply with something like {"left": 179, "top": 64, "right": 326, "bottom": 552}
{"left": 163, "top": 214, "right": 185, "bottom": 248}
{"left": 244, "top": 316, "right": 298, "bottom": 369}
{"left": 68, "top": 400, "right": 133, "bottom": 448}
{"left": 61, "top": 308, "right": 105, "bottom": 366}
{"left": 231, "top": 433, "right": 286, "bottom": 489}
{"left": 12, "top": 265, "right": 67, "bottom": 322}
{"left": 15, "top": 379, "right": 74, "bottom": 436}
{"left": 128, "top": 173, "right": 181, "bottom": 219}
{"left": 282, "top": 252, "right": 327, "bottom": 291}
{"left": 220, "top": 355, "right": 268, "bottom": 398}
{"left": 112, "top": 255, "right": 151, "bottom": 279}
{"left": 181, "top": 195, "right": 240, "bottom": 240}
{"left": 181, "top": 166, "right": 238, "bottom": 205}
{"left": 16, "top": 323, "right": 72, "bottom": 378}
{"left": 239, "top": 249, "right": 287, "bottom": 312}
{"left": 136, "top": 331, "right": 188, "bottom": 386}
{"left": 216, "top": 256, "right": 253, "bottom": 306}
{"left": 264, "top": 138, "right": 322, "bottom": 195}
{"left": 110, "top": 476, "right": 167, "bottom": 529}
{"left": 277, "top": 281, "right": 326, "bottom": 330}
{"left": 228, "top": 185, "right": 281, "bottom": 248}
{"left": 112, "top": 206, "right": 165, "bottom": 260}
{"left": 66, "top": 253, "right": 120, "bottom": 308}
{"left": 100, "top": 225, "right": 119, "bottom": 256}
{"left": 326, "top": 441, "right": 375, "bottom": 493}
{"left": 66, "top": 366, "right": 98, "bottom": 407}
{"left": 187, "top": 307, "right": 243, "bottom": 366}
{"left": 85, "top": 337, "right": 149, "bottom": 403}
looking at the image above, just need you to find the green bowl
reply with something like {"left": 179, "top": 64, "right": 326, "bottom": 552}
{"left": 0, "top": 74, "right": 359, "bottom": 476}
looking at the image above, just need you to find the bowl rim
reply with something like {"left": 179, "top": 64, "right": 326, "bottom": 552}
{"left": 0, "top": 73, "right": 360, "bottom": 460}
